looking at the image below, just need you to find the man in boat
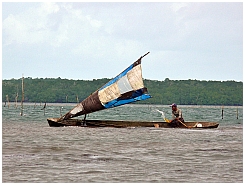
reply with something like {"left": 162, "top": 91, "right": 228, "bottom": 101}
{"left": 169, "top": 103, "right": 185, "bottom": 127}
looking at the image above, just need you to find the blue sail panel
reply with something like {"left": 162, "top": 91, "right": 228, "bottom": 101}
{"left": 103, "top": 94, "right": 151, "bottom": 108}
{"left": 103, "top": 89, "right": 152, "bottom": 109}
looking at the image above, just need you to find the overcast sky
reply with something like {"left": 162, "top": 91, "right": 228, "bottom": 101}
{"left": 2, "top": 2, "right": 243, "bottom": 82}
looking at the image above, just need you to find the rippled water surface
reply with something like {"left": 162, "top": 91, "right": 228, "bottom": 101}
{"left": 2, "top": 103, "right": 243, "bottom": 183}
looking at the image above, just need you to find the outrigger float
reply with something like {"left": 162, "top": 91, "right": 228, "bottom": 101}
{"left": 47, "top": 52, "right": 219, "bottom": 129}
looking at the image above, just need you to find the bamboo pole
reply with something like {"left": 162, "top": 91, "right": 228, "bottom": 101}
{"left": 236, "top": 107, "right": 238, "bottom": 119}
{"left": 41, "top": 102, "right": 47, "bottom": 115}
{"left": 221, "top": 105, "right": 224, "bottom": 119}
{"left": 6, "top": 95, "right": 10, "bottom": 108}
{"left": 15, "top": 92, "right": 18, "bottom": 108}
{"left": 20, "top": 74, "right": 24, "bottom": 116}
{"left": 76, "top": 95, "right": 79, "bottom": 103}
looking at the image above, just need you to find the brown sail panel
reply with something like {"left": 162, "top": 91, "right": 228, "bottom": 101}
{"left": 62, "top": 91, "right": 104, "bottom": 120}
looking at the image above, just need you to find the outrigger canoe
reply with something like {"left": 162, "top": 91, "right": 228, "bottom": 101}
{"left": 47, "top": 118, "right": 219, "bottom": 128}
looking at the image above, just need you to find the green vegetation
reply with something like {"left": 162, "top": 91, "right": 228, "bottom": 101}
{"left": 2, "top": 77, "right": 243, "bottom": 106}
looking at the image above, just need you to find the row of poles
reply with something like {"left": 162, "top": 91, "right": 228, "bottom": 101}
{"left": 221, "top": 106, "right": 239, "bottom": 119}
{"left": 3, "top": 100, "right": 240, "bottom": 119}
{"left": 3, "top": 74, "right": 74, "bottom": 116}
{"left": 3, "top": 74, "right": 48, "bottom": 116}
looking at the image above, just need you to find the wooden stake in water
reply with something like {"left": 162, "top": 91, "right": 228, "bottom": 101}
{"left": 15, "top": 92, "right": 18, "bottom": 108}
{"left": 20, "top": 75, "right": 24, "bottom": 116}
{"left": 41, "top": 102, "right": 47, "bottom": 115}
{"left": 6, "top": 95, "right": 10, "bottom": 108}
{"left": 221, "top": 106, "right": 224, "bottom": 119}
{"left": 5, "top": 95, "right": 8, "bottom": 108}
{"left": 76, "top": 95, "right": 79, "bottom": 103}
{"left": 236, "top": 107, "right": 238, "bottom": 119}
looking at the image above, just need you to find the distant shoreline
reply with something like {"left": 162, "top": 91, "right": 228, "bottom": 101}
{"left": 2, "top": 78, "right": 243, "bottom": 106}
{"left": 2, "top": 102, "right": 243, "bottom": 109}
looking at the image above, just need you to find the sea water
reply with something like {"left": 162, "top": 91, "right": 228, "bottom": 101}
{"left": 2, "top": 103, "right": 243, "bottom": 183}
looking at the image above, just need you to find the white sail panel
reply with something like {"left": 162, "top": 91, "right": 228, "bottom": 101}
{"left": 98, "top": 82, "right": 121, "bottom": 104}
{"left": 117, "top": 75, "right": 133, "bottom": 94}
{"left": 69, "top": 103, "right": 84, "bottom": 115}
{"left": 98, "top": 63, "right": 144, "bottom": 105}
{"left": 127, "top": 64, "right": 144, "bottom": 90}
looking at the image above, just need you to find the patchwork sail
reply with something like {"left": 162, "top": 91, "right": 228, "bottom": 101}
{"left": 61, "top": 52, "right": 151, "bottom": 120}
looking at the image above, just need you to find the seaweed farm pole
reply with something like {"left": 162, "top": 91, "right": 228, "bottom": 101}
{"left": 236, "top": 107, "right": 238, "bottom": 119}
{"left": 221, "top": 105, "right": 224, "bottom": 119}
{"left": 15, "top": 92, "right": 18, "bottom": 108}
{"left": 6, "top": 95, "right": 10, "bottom": 108}
{"left": 41, "top": 102, "right": 46, "bottom": 116}
{"left": 20, "top": 74, "right": 24, "bottom": 116}
{"left": 76, "top": 95, "right": 79, "bottom": 103}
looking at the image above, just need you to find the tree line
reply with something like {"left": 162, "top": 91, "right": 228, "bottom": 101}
{"left": 2, "top": 77, "right": 243, "bottom": 106}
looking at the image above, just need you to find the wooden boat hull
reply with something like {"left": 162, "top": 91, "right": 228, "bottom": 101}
{"left": 47, "top": 118, "right": 219, "bottom": 128}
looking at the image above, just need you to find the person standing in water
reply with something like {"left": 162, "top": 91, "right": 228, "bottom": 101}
{"left": 169, "top": 103, "right": 185, "bottom": 127}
